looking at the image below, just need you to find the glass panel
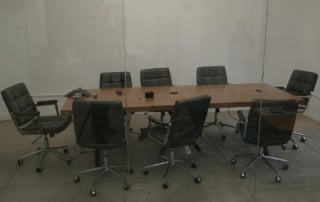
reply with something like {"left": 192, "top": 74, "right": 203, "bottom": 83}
{"left": 258, "top": 0, "right": 320, "bottom": 201}
{"left": 124, "top": 0, "right": 266, "bottom": 200}
{"left": 2, "top": 0, "right": 305, "bottom": 201}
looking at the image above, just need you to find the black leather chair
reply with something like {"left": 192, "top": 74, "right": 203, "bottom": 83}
{"left": 142, "top": 95, "right": 211, "bottom": 189}
{"left": 196, "top": 66, "right": 236, "bottom": 138}
{"left": 1, "top": 83, "right": 72, "bottom": 173}
{"left": 72, "top": 100, "right": 130, "bottom": 197}
{"left": 197, "top": 66, "right": 228, "bottom": 85}
{"left": 100, "top": 72, "right": 132, "bottom": 88}
{"left": 231, "top": 99, "right": 298, "bottom": 183}
{"left": 140, "top": 67, "right": 172, "bottom": 87}
{"left": 140, "top": 67, "right": 173, "bottom": 122}
{"left": 283, "top": 69, "right": 318, "bottom": 144}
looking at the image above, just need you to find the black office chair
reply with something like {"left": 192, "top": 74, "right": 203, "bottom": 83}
{"left": 140, "top": 67, "right": 173, "bottom": 87}
{"left": 231, "top": 99, "right": 298, "bottom": 183}
{"left": 1, "top": 83, "right": 72, "bottom": 173}
{"left": 140, "top": 67, "right": 173, "bottom": 122}
{"left": 100, "top": 71, "right": 132, "bottom": 88}
{"left": 196, "top": 66, "right": 236, "bottom": 138}
{"left": 142, "top": 95, "right": 211, "bottom": 189}
{"left": 281, "top": 69, "right": 318, "bottom": 145}
{"left": 72, "top": 100, "right": 130, "bottom": 197}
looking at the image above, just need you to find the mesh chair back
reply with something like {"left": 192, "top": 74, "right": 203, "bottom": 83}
{"left": 286, "top": 69, "right": 318, "bottom": 96}
{"left": 168, "top": 95, "right": 211, "bottom": 147}
{"left": 196, "top": 66, "right": 228, "bottom": 85}
{"left": 140, "top": 67, "right": 172, "bottom": 87}
{"left": 243, "top": 99, "right": 298, "bottom": 147}
{"left": 72, "top": 100, "right": 126, "bottom": 148}
{"left": 1, "top": 83, "right": 37, "bottom": 127}
{"left": 100, "top": 72, "right": 132, "bottom": 88}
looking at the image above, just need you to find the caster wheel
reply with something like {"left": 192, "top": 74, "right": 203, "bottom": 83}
{"left": 17, "top": 159, "right": 23, "bottom": 166}
{"left": 162, "top": 183, "right": 169, "bottom": 189}
{"left": 240, "top": 172, "right": 246, "bottom": 179}
{"left": 36, "top": 168, "right": 42, "bottom": 173}
{"left": 123, "top": 184, "right": 130, "bottom": 190}
{"left": 292, "top": 144, "right": 298, "bottom": 150}
{"left": 191, "top": 163, "right": 197, "bottom": 168}
{"left": 73, "top": 176, "right": 80, "bottom": 183}
{"left": 194, "top": 177, "right": 201, "bottom": 184}
{"left": 275, "top": 176, "right": 281, "bottom": 183}
{"left": 281, "top": 145, "right": 286, "bottom": 150}
{"left": 301, "top": 136, "right": 306, "bottom": 142}
{"left": 66, "top": 159, "right": 72, "bottom": 165}
{"left": 221, "top": 135, "right": 226, "bottom": 141}
{"left": 143, "top": 170, "right": 149, "bottom": 175}
{"left": 90, "top": 189, "right": 96, "bottom": 197}
{"left": 63, "top": 148, "right": 69, "bottom": 154}
{"left": 128, "top": 168, "right": 134, "bottom": 174}
{"left": 282, "top": 164, "right": 289, "bottom": 170}
{"left": 231, "top": 159, "right": 236, "bottom": 164}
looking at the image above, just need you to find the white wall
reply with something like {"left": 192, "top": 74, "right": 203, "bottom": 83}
{"left": 0, "top": 0, "right": 268, "bottom": 120}
{"left": 3, "top": 0, "right": 320, "bottom": 121}
{"left": 264, "top": 0, "right": 320, "bottom": 121}
{"left": 125, "top": 0, "right": 266, "bottom": 85}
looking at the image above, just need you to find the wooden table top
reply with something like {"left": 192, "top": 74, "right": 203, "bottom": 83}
{"left": 60, "top": 83, "right": 303, "bottom": 115}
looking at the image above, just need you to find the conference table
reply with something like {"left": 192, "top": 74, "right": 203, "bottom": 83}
{"left": 61, "top": 83, "right": 303, "bottom": 166}
{"left": 61, "top": 83, "right": 304, "bottom": 115}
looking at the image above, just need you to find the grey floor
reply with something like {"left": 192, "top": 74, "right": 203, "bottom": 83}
{"left": 0, "top": 112, "right": 320, "bottom": 202}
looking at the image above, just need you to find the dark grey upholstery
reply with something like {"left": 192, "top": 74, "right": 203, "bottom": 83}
{"left": 241, "top": 99, "right": 297, "bottom": 146}
{"left": 197, "top": 66, "right": 228, "bottom": 85}
{"left": 143, "top": 95, "right": 211, "bottom": 188}
{"left": 140, "top": 67, "right": 172, "bottom": 87}
{"left": 72, "top": 100, "right": 130, "bottom": 196}
{"left": 100, "top": 72, "right": 132, "bottom": 88}
{"left": 233, "top": 99, "right": 298, "bottom": 182}
{"left": 73, "top": 100, "right": 126, "bottom": 149}
{"left": 1, "top": 83, "right": 71, "bottom": 172}
{"left": 286, "top": 69, "right": 318, "bottom": 96}
{"left": 285, "top": 69, "right": 318, "bottom": 109}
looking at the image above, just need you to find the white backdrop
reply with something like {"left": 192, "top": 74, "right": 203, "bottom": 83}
{"left": 1, "top": 0, "right": 319, "bottom": 121}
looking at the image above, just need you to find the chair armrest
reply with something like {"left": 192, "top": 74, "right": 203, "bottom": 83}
{"left": 147, "top": 115, "right": 169, "bottom": 127}
{"left": 36, "top": 100, "right": 58, "bottom": 106}
{"left": 12, "top": 111, "right": 40, "bottom": 117}
{"left": 36, "top": 99, "right": 59, "bottom": 116}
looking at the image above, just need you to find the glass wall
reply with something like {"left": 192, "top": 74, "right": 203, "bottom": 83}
{"left": 1, "top": 0, "right": 319, "bottom": 201}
